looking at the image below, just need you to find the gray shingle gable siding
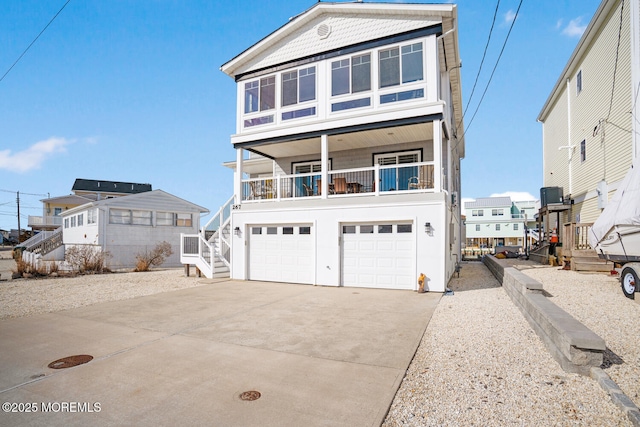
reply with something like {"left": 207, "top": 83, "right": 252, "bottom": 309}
{"left": 72, "top": 179, "right": 152, "bottom": 194}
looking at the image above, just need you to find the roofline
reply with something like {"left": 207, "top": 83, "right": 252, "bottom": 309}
{"left": 537, "top": 0, "right": 619, "bottom": 122}
{"left": 61, "top": 190, "right": 210, "bottom": 217}
{"left": 40, "top": 194, "right": 95, "bottom": 203}
{"left": 220, "top": 1, "right": 456, "bottom": 77}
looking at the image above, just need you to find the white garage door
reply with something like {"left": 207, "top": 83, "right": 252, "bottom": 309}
{"left": 249, "top": 224, "right": 314, "bottom": 284}
{"left": 342, "top": 223, "right": 414, "bottom": 289}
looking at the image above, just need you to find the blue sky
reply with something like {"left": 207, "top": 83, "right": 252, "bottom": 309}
{"left": 0, "top": 0, "right": 601, "bottom": 231}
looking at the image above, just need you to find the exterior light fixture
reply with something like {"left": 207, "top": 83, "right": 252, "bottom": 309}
{"left": 425, "top": 222, "right": 432, "bottom": 233}
{"left": 234, "top": 226, "right": 241, "bottom": 236}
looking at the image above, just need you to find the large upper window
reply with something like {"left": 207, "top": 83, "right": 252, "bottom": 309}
{"left": 331, "top": 54, "right": 371, "bottom": 96}
{"left": 244, "top": 76, "right": 275, "bottom": 114}
{"left": 282, "top": 66, "right": 316, "bottom": 106}
{"left": 379, "top": 43, "right": 423, "bottom": 88}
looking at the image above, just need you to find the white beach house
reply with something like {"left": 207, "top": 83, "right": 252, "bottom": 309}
{"left": 183, "top": 2, "right": 465, "bottom": 291}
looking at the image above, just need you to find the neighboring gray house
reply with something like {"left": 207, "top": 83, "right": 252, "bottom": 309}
{"left": 61, "top": 190, "right": 209, "bottom": 269}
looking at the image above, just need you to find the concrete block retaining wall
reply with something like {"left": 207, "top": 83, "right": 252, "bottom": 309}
{"left": 483, "top": 255, "right": 605, "bottom": 375}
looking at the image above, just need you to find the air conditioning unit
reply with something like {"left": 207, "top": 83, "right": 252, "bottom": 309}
{"left": 540, "top": 187, "right": 563, "bottom": 207}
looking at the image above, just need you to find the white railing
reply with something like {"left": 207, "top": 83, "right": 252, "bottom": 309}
{"left": 180, "top": 233, "right": 214, "bottom": 278}
{"left": 20, "top": 230, "right": 57, "bottom": 250}
{"left": 202, "top": 194, "right": 235, "bottom": 238}
{"left": 28, "top": 215, "right": 62, "bottom": 228}
{"left": 181, "top": 195, "right": 235, "bottom": 278}
{"left": 241, "top": 161, "right": 435, "bottom": 201}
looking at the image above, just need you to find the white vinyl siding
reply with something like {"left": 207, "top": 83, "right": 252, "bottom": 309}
{"left": 569, "top": 1, "right": 632, "bottom": 204}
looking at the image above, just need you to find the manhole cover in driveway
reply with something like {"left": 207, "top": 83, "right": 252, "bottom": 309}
{"left": 239, "top": 391, "right": 261, "bottom": 401}
{"left": 48, "top": 355, "right": 93, "bottom": 369}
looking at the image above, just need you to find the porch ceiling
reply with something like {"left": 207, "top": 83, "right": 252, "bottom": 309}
{"left": 248, "top": 122, "right": 433, "bottom": 159}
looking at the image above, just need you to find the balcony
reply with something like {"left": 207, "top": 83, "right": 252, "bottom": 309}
{"left": 241, "top": 162, "right": 435, "bottom": 202}
{"left": 28, "top": 215, "right": 62, "bottom": 229}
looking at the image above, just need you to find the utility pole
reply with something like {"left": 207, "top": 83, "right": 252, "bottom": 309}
{"left": 16, "top": 191, "right": 21, "bottom": 242}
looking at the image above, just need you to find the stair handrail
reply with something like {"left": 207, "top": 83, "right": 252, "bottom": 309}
{"left": 24, "top": 228, "right": 63, "bottom": 256}
{"left": 218, "top": 220, "right": 232, "bottom": 268}
{"left": 202, "top": 194, "right": 235, "bottom": 239}
{"left": 20, "top": 228, "right": 61, "bottom": 251}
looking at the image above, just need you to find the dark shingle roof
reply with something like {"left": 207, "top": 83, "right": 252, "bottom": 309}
{"left": 72, "top": 179, "right": 152, "bottom": 195}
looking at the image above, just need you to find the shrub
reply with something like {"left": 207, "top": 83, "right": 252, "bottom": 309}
{"left": 134, "top": 241, "right": 173, "bottom": 272}
{"left": 12, "top": 257, "right": 62, "bottom": 278}
{"left": 65, "top": 245, "right": 110, "bottom": 274}
{"left": 13, "top": 258, "right": 35, "bottom": 278}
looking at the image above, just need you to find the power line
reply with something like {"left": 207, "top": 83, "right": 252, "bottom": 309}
{"left": 462, "top": 0, "right": 501, "bottom": 120}
{"left": 461, "top": 0, "right": 524, "bottom": 140}
{"left": 0, "top": 188, "right": 47, "bottom": 197}
{"left": 606, "top": 0, "right": 625, "bottom": 121}
{"left": 0, "top": 0, "right": 72, "bottom": 83}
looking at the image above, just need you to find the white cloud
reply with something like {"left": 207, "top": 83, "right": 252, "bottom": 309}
{"left": 489, "top": 191, "right": 537, "bottom": 201}
{"left": 0, "top": 137, "right": 72, "bottom": 173}
{"left": 562, "top": 17, "right": 587, "bottom": 38}
{"left": 504, "top": 9, "right": 517, "bottom": 24}
{"left": 556, "top": 19, "right": 563, "bottom": 30}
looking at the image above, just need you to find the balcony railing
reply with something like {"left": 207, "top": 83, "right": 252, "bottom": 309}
{"left": 241, "top": 162, "right": 435, "bottom": 202}
{"left": 28, "top": 215, "right": 62, "bottom": 228}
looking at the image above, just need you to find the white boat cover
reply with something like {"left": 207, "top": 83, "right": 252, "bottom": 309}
{"left": 589, "top": 160, "right": 640, "bottom": 248}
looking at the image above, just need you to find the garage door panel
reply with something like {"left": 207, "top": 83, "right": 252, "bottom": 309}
{"left": 249, "top": 225, "right": 314, "bottom": 285}
{"left": 358, "top": 241, "right": 376, "bottom": 251}
{"left": 342, "top": 223, "right": 414, "bottom": 290}
{"left": 397, "top": 240, "right": 413, "bottom": 251}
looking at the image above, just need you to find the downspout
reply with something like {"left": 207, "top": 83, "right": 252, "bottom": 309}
{"left": 566, "top": 78, "right": 573, "bottom": 195}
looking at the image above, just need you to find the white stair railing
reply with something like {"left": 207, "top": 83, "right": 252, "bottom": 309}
{"left": 181, "top": 195, "right": 235, "bottom": 279}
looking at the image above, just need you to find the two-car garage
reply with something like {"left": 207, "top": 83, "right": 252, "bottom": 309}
{"left": 246, "top": 222, "right": 415, "bottom": 290}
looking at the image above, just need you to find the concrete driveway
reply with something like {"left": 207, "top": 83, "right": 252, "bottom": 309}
{"left": 0, "top": 279, "right": 440, "bottom": 426}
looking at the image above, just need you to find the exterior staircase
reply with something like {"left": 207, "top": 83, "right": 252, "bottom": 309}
{"left": 528, "top": 224, "right": 613, "bottom": 272}
{"left": 561, "top": 223, "right": 613, "bottom": 272}
{"left": 180, "top": 195, "right": 234, "bottom": 279}
{"left": 21, "top": 228, "right": 63, "bottom": 257}
{"left": 567, "top": 249, "right": 613, "bottom": 272}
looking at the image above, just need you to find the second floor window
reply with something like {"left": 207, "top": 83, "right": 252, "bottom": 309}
{"left": 379, "top": 42, "right": 423, "bottom": 88}
{"left": 331, "top": 54, "right": 371, "bottom": 96}
{"left": 245, "top": 76, "right": 275, "bottom": 114}
{"left": 282, "top": 66, "right": 316, "bottom": 107}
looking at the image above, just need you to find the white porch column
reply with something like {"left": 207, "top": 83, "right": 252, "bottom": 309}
{"left": 433, "top": 119, "right": 442, "bottom": 192}
{"left": 321, "top": 134, "right": 329, "bottom": 199}
{"left": 235, "top": 148, "right": 243, "bottom": 202}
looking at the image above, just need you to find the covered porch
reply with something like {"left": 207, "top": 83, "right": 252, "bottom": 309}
{"left": 230, "top": 118, "right": 450, "bottom": 204}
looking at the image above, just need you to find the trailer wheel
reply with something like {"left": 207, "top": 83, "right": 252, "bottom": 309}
{"left": 621, "top": 267, "right": 638, "bottom": 300}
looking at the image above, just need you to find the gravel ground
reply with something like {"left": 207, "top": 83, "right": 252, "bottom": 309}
{"left": 0, "top": 267, "right": 211, "bottom": 320}
{"left": 384, "top": 261, "right": 633, "bottom": 426}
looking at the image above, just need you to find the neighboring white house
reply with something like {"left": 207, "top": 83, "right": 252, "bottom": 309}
{"left": 464, "top": 197, "right": 538, "bottom": 253}
{"left": 537, "top": 0, "right": 639, "bottom": 228}
{"left": 29, "top": 179, "right": 153, "bottom": 232}
{"left": 184, "top": 2, "right": 464, "bottom": 292}
{"left": 61, "top": 190, "right": 209, "bottom": 269}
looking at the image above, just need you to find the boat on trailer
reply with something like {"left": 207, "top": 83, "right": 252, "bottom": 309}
{"left": 589, "top": 160, "right": 640, "bottom": 299}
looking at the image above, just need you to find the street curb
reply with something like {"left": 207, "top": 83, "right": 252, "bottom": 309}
{"left": 591, "top": 367, "right": 640, "bottom": 426}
